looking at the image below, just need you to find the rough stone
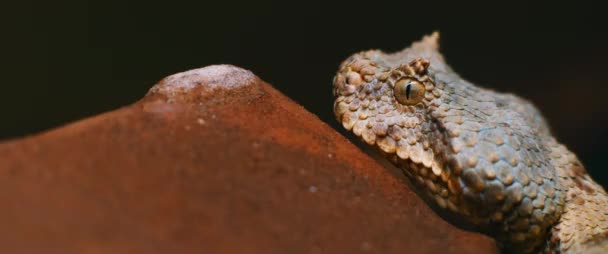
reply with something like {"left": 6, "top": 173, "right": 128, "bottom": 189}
{"left": 0, "top": 65, "right": 497, "bottom": 254}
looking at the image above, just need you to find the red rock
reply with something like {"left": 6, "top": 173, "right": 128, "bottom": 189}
{"left": 0, "top": 65, "right": 498, "bottom": 253}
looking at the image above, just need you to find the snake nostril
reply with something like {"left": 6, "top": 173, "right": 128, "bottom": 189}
{"left": 345, "top": 71, "right": 363, "bottom": 86}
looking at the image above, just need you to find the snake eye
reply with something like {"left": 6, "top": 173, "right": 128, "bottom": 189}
{"left": 394, "top": 79, "right": 425, "bottom": 105}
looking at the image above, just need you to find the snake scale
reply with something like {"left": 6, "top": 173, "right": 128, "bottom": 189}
{"left": 332, "top": 33, "right": 608, "bottom": 253}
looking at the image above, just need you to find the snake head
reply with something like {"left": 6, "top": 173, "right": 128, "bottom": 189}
{"left": 333, "top": 41, "right": 446, "bottom": 175}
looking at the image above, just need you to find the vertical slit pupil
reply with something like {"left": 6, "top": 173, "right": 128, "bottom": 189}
{"left": 405, "top": 83, "right": 412, "bottom": 100}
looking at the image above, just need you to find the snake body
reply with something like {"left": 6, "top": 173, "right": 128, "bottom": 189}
{"left": 332, "top": 33, "right": 608, "bottom": 253}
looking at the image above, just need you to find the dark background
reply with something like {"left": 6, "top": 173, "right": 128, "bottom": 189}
{"left": 2, "top": 1, "right": 607, "bottom": 187}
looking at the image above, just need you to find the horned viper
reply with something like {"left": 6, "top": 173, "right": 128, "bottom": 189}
{"left": 333, "top": 33, "right": 608, "bottom": 253}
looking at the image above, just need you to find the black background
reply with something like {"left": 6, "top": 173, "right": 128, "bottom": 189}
{"left": 2, "top": 1, "right": 607, "bottom": 187}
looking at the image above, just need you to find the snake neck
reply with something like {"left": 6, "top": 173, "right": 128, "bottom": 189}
{"left": 544, "top": 172, "right": 608, "bottom": 253}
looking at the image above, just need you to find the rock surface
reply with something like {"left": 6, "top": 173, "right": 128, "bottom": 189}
{"left": 0, "top": 65, "right": 498, "bottom": 253}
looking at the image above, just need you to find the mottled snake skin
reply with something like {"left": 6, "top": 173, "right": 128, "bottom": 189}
{"left": 332, "top": 33, "right": 608, "bottom": 253}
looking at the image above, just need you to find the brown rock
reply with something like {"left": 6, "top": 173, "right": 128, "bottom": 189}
{"left": 0, "top": 65, "right": 498, "bottom": 253}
